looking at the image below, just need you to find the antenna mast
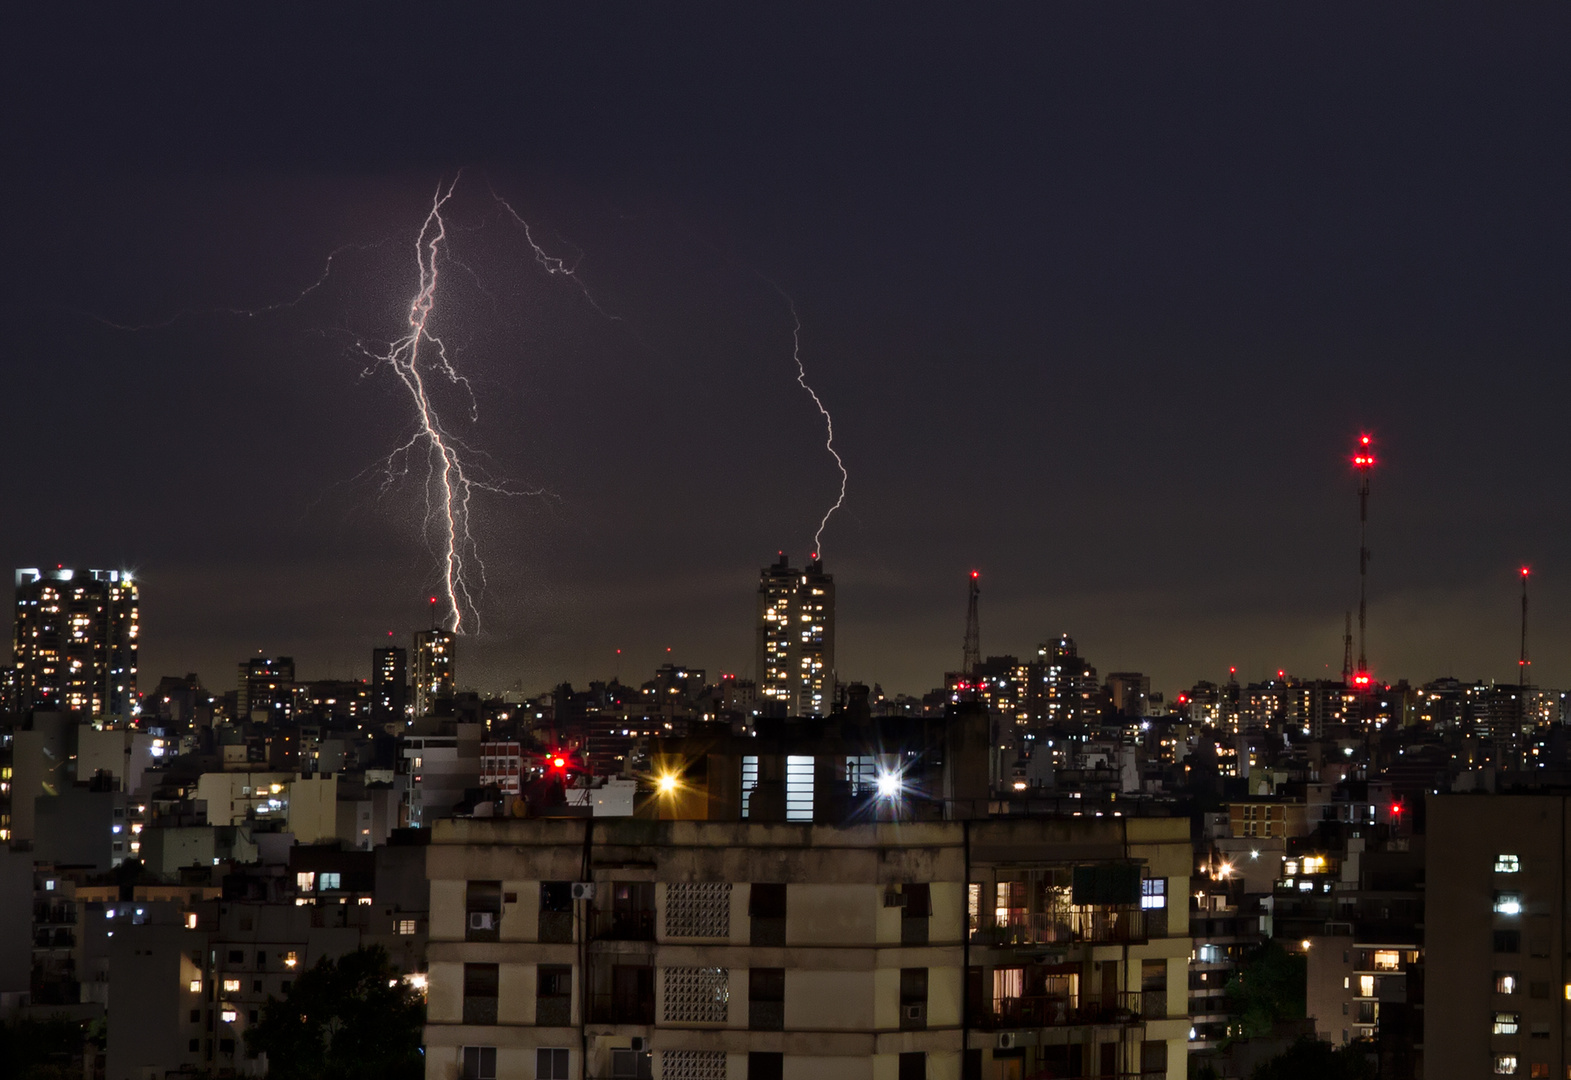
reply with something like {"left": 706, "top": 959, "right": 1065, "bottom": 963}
{"left": 1520, "top": 566, "right": 1531, "bottom": 688}
{"left": 962, "top": 571, "right": 981, "bottom": 675}
{"left": 1351, "top": 434, "right": 1376, "bottom": 687}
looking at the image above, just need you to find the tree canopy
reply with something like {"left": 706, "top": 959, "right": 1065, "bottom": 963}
{"left": 1224, "top": 940, "right": 1306, "bottom": 1041}
{"left": 1252, "top": 1036, "right": 1377, "bottom": 1080}
{"left": 245, "top": 945, "right": 424, "bottom": 1080}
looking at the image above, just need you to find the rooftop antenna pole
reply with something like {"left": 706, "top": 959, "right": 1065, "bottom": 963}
{"left": 1341, "top": 611, "right": 1353, "bottom": 683}
{"left": 1520, "top": 566, "right": 1531, "bottom": 688}
{"left": 962, "top": 571, "right": 981, "bottom": 676}
{"left": 1351, "top": 434, "right": 1376, "bottom": 689}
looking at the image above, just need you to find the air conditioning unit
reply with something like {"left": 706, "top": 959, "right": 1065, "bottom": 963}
{"left": 629, "top": 1037, "right": 646, "bottom": 1052}
{"left": 883, "top": 890, "right": 907, "bottom": 908}
{"left": 996, "top": 1032, "right": 1015, "bottom": 1050}
{"left": 468, "top": 911, "right": 496, "bottom": 930}
{"left": 571, "top": 882, "right": 596, "bottom": 901}
{"left": 903, "top": 1004, "right": 926, "bottom": 1022}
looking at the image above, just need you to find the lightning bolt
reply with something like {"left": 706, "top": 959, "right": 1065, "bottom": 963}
{"left": 351, "top": 175, "right": 539, "bottom": 634}
{"left": 783, "top": 294, "right": 847, "bottom": 560}
{"left": 490, "top": 184, "right": 620, "bottom": 321}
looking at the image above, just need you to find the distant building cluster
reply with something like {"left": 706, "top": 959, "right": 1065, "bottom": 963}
{"left": 1, "top": 559, "right": 1566, "bottom": 1080}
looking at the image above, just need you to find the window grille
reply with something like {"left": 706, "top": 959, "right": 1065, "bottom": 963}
{"left": 661, "top": 1050, "right": 727, "bottom": 1080}
{"left": 662, "top": 967, "right": 729, "bottom": 1023}
{"left": 665, "top": 883, "right": 731, "bottom": 938}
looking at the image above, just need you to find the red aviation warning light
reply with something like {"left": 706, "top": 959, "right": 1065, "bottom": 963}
{"left": 971, "top": 570, "right": 979, "bottom": 580}
{"left": 1352, "top": 433, "right": 1376, "bottom": 470}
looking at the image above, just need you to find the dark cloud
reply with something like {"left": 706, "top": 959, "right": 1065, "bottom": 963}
{"left": 2, "top": 7, "right": 1569, "bottom": 698}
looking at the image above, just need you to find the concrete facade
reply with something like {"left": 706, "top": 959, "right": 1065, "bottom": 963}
{"left": 1427, "top": 795, "right": 1570, "bottom": 1080}
{"left": 422, "top": 816, "right": 1188, "bottom": 1080}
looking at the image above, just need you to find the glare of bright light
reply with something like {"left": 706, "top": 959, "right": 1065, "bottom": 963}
{"left": 407, "top": 973, "right": 428, "bottom": 991}
{"left": 1301, "top": 939, "right": 1312, "bottom": 950}
{"left": 657, "top": 773, "right": 679, "bottom": 794}
{"left": 1250, "top": 850, "right": 1260, "bottom": 860}
{"left": 1012, "top": 780, "right": 1028, "bottom": 791}
{"left": 876, "top": 772, "right": 901, "bottom": 799}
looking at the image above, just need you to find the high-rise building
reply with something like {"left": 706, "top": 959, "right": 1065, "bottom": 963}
{"left": 13, "top": 567, "right": 139, "bottom": 718}
{"left": 372, "top": 645, "right": 409, "bottom": 722}
{"left": 236, "top": 656, "right": 295, "bottom": 722}
{"left": 414, "top": 629, "right": 455, "bottom": 716}
{"left": 754, "top": 554, "right": 835, "bottom": 716}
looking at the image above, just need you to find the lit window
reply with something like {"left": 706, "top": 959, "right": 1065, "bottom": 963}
{"left": 1358, "top": 975, "right": 1375, "bottom": 997}
{"left": 296, "top": 872, "right": 315, "bottom": 892}
{"left": 189, "top": 979, "right": 202, "bottom": 993}
{"left": 1372, "top": 950, "right": 1401, "bottom": 971}
{"left": 319, "top": 872, "right": 341, "bottom": 891}
{"left": 1141, "top": 878, "right": 1167, "bottom": 910}
{"left": 1496, "top": 893, "right": 1524, "bottom": 916}
{"left": 1495, "top": 1055, "right": 1518, "bottom": 1075}
{"left": 1497, "top": 972, "right": 1519, "bottom": 994}
{"left": 1496, "top": 855, "right": 1521, "bottom": 874}
{"left": 220, "top": 1009, "right": 238, "bottom": 1023}
{"left": 1496, "top": 1013, "right": 1521, "bottom": 1035}
{"left": 223, "top": 979, "right": 241, "bottom": 993}
{"left": 398, "top": 919, "right": 417, "bottom": 935}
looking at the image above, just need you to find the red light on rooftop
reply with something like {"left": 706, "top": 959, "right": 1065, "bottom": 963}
{"left": 1277, "top": 669, "right": 1285, "bottom": 679}
{"left": 971, "top": 570, "right": 979, "bottom": 580}
{"left": 1521, "top": 566, "right": 1531, "bottom": 578}
{"left": 1360, "top": 434, "right": 1371, "bottom": 446}
{"left": 1390, "top": 803, "right": 1402, "bottom": 815}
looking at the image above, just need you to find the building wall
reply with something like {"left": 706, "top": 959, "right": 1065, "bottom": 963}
{"left": 423, "top": 816, "right": 1190, "bottom": 1080}
{"left": 1427, "top": 795, "right": 1566, "bottom": 1080}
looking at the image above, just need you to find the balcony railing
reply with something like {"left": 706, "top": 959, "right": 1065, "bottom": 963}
{"left": 970, "top": 909, "right": 1146, "bottom": 947}
{"left": 976, "top": 990, "right": 1145, "bottom": 1030}
{"left": 463, "top": 996, "right": 498, "bottom": 1026}
{"left": 539, "top": 910, "right": 574, "bottom": 944}
{"left": 588, "top": 994, "right": 655, "bottom": 1025}
{"left": 749, "top": 1000, "right": 784, "bottom": 1031}
{"left": 536, "top": 997, "right": 571, "bottom": 1026}
{"left": 591, "top": 908, "right": 656, "bottom": 942}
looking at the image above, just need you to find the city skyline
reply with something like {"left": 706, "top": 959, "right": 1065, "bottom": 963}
{"left": 3, "top": 9, "right": 1569, "bottom": 700}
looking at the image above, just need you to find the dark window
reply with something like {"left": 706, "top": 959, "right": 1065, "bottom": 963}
{"left": 463, "top": 1046, "right": 498, "bottom": 1080}
{"left": 536, "top": 1049, "right": 570, "bottom": 1080}
{"left": 611, "top": 1049, "right": 652, "bottom": 1079}
{"left": 228, "top": 950, "right": 244, "bottom": 964}
{"left": 750, "top": 883, "right": 787, "bottom": 946}
{"left": 249, "top": 1011, "right": 258, "bottom": 1023}
{"left": 540, "top": 882, "right": 575, "bottom": 943}
{"left": 750, "top": 883, "right": 787, "bottom": 917}
{"left": 748, "top": 1052, "right": 784, "bottom": 1080}
{"left": 898, "top": 1051, "right": 926, "bottom": 1080}
{"left": 537, "top": 965, "right": 572, "bottom": 1026}
{"left": 1495, "top": 930, "right": 1522, "bottom": 954}
{"left": 463, "top": 963, "right": 499, "bottom": 1025}
{"left": 1142, "top": 1040, "right": 1169, "bottom": 1075}
{"left": 900, "top": 968, "right": 928, "bottom": 1031}
{"left": 253, "top": 980, "right": 262, "bottom": 993}
{"left": 466, "top": 880, "right": 502, "bottom": 942}
{"left": 188, "top": 1039, "right": 199, "bottom": 1052}
{"left": 602, "top": 964, "right": 655, "bottom": 1025}
{"left": 219, "top": 1039, "right": 235, "bottom": 1054}
{"left": 749, "top": 968, "right": 785, "bottom": 1031}
{"left": 189, "top": 1009, "right": 200, "bottom": 1023}
{"left": 281, "top": 980, "right": 291, "bottom": 993}
{"left": 902, "top": 884, "right": 931, "bottom": 945}
{"left": 600, "top": 882, "right": 655, "bottom": 940}
{"left": 962, "top": 1049, "right": 982, "bottom": 1080}
{"left": 256, "top": 952, "right": 265, "bottom": 966}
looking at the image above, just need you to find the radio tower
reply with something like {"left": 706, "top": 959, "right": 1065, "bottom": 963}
{"left": 962, "top": 571, "right": 981, "bottom": 676}
{"left": 1341, "top": 611, "right": 1353, "bottom": 682}
{"left": 1519, "top": 566, "right": 1531, "bottom": 688}
{"left": 1351, "top": 434, "right": 1376, "bottom": 689}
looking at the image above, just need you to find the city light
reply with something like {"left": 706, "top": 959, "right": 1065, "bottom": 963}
{"left": 875, "top": 771, "right": 902, "bottom": 799}
{"left": 657, "top": 773, "right": 679, "bottom": 794}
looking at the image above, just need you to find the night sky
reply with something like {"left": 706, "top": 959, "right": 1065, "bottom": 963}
{"left": 3, "top": 7, "right": 1569, "bottom": 701}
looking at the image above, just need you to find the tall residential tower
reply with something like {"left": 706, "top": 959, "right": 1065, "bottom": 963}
{"left": 755, "top": 554, "right": 835, "bottom": 716}
{"left": 13, "top": 567, "right": 139, "bottom": 718}
{"left": 414, "top": 629, "right": 455, "bottom": 717}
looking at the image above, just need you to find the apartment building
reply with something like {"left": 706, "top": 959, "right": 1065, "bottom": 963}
{"left": 422, "top": 814, "right": 1190, "bottom": 1080}
{"left": 1427, "top": 795, "right": 1571, "bottom": 1080}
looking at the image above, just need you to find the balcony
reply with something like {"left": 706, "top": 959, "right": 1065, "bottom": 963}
{"left": 536, "top": 996, "right": 571, "bottom": 1026}
{"left": 970, "top": 909, "right": 1146, "bottom": 947}
{"left": 462, "top": 996, "right": 498, "bottom": 1026}
{"left": 977, "top": 990, "right": 1144, "bottom": 1030}
{"left": 749, "top": 999, "right": 784, "bottom": 1031}
{"left": 589, "top": 994, "right": 655, "bottom": 1025}
{"left": 538, "top": 910, "right": 574, "bottom": 944}
{"left": 591, "top": 908, "right": 656, "bottom": 942}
